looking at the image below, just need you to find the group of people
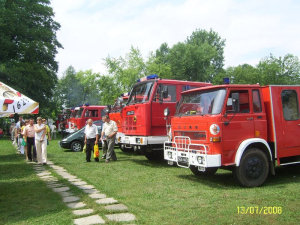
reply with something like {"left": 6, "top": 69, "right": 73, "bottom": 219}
{"left": 11, "top": 116, "right": 51, "bottom": 165}
{"left": 84, "top": 115, "right": 118, "bottom": 163}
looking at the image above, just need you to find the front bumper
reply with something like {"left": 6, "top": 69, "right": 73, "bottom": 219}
{"left": 59, "top": 141, "right": 70, "bottom": 149}
{"left": 164, "top": 136, "right": 221, "bottom": 168}
{"left": 121, "top": 135, "right": 169, "bottom": 146}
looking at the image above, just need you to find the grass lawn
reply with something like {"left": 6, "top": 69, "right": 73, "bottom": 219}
{"left": 1, "top": 138, "right": 300, "bottom": 225}
{"left": 0, "top": 139, "right": 73, "bottom": 225}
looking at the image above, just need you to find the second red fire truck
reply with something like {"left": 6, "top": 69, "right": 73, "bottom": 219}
{"left": 120, "top": 74, "right": 211, "bottom": 160}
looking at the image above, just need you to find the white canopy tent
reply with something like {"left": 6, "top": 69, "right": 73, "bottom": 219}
{"left": 0, "top": 81, "right": 39, "bottom": 117}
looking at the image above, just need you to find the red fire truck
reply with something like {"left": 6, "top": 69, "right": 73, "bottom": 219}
{"left": 67, "top": 105, "right": 106, "bottom": 133}
{"left": 164, "top": 84, "right": 300, "bottom": 187}
{"left": 107, "top": 93, "right": 129, "bottom": 149}
{"left": 120, "top": 74, "right": 211, "bottom": 159}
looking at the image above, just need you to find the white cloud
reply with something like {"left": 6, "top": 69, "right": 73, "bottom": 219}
{"left": 51, "top": 0, "right": 300, "bottom": 77}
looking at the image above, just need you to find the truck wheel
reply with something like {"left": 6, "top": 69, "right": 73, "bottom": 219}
{"left": 190, "top": 166, "right": 218, "bottom": 176}
{"left": 234, "top": 148, "right": 269, "bottom": 187}
{"left": 71, "top": 141, "right": 83, "bottom": 152}
{"left": 145, "top": 151, "right": 163, "bottom": 160}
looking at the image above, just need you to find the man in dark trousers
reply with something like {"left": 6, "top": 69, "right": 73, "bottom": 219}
{"left": 23, "top": 118, "right": 37, "bottom": 162}
{"left": 84, "top": 119, "right": 99, "bottom": 162}
{"left": 101, "top": 115, "right": 118, "bottom": 163}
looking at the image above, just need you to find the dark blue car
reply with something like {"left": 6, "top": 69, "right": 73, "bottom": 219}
{"left": 59, "top": 120, "right": 102, "bottom": 152}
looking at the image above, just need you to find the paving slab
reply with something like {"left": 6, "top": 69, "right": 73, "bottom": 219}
{"left": 58, "top": 191, "right": 73, "bottom": 197}
{"left": 67, "top": 202, "right": 86, "bottom": 209}
{"left": 78, "top": 185, "right": 95, "bottom": 190}
{"left": 72, "top": 209, "right": 94, "bottom": 216}
{"left": 52, "top": 186, "right": 70, "bottom": 192}
{"left": 36, "top": 171, "right": 51, "bottom": 176}
{"left": 104, "top": 204, "right": 128, "bottom": 212}
{"left": 73, "top": 215, "right": 105, "bottom": 225}
{"left": 43, "top": 178, "right": 59, "bottom": 182}
{"left": 39, "top": 175, "right": 54, "bottom": 179}
{"left": 67, "top": 177, "right": 81, "bottom": 182}
{"left": 50, "top": 165, "right": 64, "bottom": 169}
{"left": 46, "top": 160, "right": 54, "bottom": 165}
{"left": 89, "top": 193, "right": 106, "bottom": 199}
{"left": 105, "top": 213, "right": 136, "bottom": 222}
{"left": 56, "top": 171, "right": 71, "bottom": 177}
{"left": 83, "top": 189, "right": 99, "bottom": 194}
{"left": 72, "top": 181, "right": 88, "bottom": 186}
{"left": 95, "top": 198, "right": 118, "bottom": 205}
{"left": 47, "top": 183, "right": 64, "bottom": 188}
{"left": 63, "top": 196, "right": 80, "bottom": 203}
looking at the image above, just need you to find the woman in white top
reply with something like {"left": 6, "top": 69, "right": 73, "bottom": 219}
{"left": 34, "top": 117, "right": 47, "bottom": 165}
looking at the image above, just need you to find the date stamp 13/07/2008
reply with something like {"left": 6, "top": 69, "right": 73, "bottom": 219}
{"left": 237, "top": 206, "right": 282, "bottom": 215}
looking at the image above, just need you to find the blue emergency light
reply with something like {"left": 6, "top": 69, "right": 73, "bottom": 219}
{"left": 223, "top": 77, "right": 230, "bottom": 84}
{"left": 137, "top": 74, "right": 158, "bottom": 82}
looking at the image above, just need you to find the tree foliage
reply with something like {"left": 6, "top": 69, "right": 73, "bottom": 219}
{"left": 0, "top": 0, "right": 62, "bottom": 117}
{"left": 167, "top": 29, "right": 225, "bottom": 82}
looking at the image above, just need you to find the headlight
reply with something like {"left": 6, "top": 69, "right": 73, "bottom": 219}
{"left": 168, "top": 151, "right": 172, "bottom": 159}
{"left": 209, "top": 124, "right": 220, "bottom": 135}
{"left": 164, "top": 107, "right": 170, "bottom": 116}
{"left": 197, "top": 156, "right": 205, "bottom": 164}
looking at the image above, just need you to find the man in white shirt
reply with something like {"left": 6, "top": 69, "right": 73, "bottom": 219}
{"left": 84, "top": 119, "right": 99, "bottom": 162}
{"left": 101, "top": 115, "right": 118, "bottom": 163}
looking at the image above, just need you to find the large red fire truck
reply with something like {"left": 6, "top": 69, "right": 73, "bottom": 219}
{"left": 107, "top": 93, "right": 129, "bottom": 149}
{"left": 66, "top": 105, "right": 106, "bottom": 133}
{"left": 164, "top": 84, "right": 300, "bottom": 187}
{"left": 120, "top": 74, "right": 211, "bottom": 159}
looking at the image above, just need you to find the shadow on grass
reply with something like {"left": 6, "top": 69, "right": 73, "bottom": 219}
{"left": 177, "top": 164, "right": 300, "bottom": 189}
{"left": 130, "top": 158, "right": 172, "bottom": 168}
{"left": 0, "top": 180, "right": 67, "bottom": 224}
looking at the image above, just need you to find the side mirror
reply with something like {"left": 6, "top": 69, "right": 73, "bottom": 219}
{"left": 104, "top": 106, "right": 110, "bottom": 113}
{"left": 164, "top": 107, "right": 170, "bottom": 117}
{"left": 232, "top": 93, "right": 240, "bottom": 113}
{"left": 162, "top": 86, "right": 168, "bottom": 99}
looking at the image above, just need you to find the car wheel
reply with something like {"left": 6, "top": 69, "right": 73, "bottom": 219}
{"left": 71, "top": 141, "right": 83, "bottom": 152}
{"left": 234, "top": 148, "right": 269, "bottom": 187}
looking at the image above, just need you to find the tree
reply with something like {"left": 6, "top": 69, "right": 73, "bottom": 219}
{"left": 257, "top": 54, "right": 300, "bottom": 85}
{"left": 104, "top": 46, "right": 146, "bottom": 93}
{"left": 167, "top": 29, "right": 225, "bottom": 82}
{"left": 145, "top": 43, "right": 172, "bottom": 78}
{"left": 76, "top": 70, "right": 101, "bottom": 105}
{"left": 213, "top": 64, "right": 259, "bottom": 84}
{"left": 0, "top": 0, "right": 62, "bottom": 117}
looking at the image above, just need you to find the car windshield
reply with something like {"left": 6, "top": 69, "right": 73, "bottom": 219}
{"left": 176, "top": 88, "right": 226, "bottom": 116}
{"left": 127, "top": 81, "right": 154, "bottom": 105}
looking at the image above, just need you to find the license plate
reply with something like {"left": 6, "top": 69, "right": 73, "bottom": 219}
{"left": 178, "top": 156, "right": 188, "bottom": 163}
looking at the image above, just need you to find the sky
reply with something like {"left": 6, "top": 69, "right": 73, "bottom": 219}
{"left": 50, "top": 0, "right": 300, "bottom": 78}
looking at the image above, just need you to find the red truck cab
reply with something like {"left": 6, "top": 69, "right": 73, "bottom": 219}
{"left": 67, "top": 105, "right": 106, "bottom": 133}
{"left": 108, "top": 93, "right": 129, "bottom": 148}
{"left": 120, "top": 74, "right": 211, "bottom": 160}
{"left": 164, "top": 84, "right": 300, "bottom": 187}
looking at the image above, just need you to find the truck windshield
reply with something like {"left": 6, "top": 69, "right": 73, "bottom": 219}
{"left": 176, "top": 88, "right": 226, "bottom": 116}
{"left": 111, "top": 98, "right": 123, "bottom": 112}
{"left": 127, "top": 81, "right": 154, "bottom": 105}
{"left": 75, "top": 108, "right": 84, "bottom": 118}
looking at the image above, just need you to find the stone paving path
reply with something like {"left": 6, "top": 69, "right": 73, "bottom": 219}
{"left": 31, "top": 160, "right": 136, "bottom": 224}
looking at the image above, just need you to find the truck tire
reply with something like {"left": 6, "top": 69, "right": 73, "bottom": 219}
{"left": 145, "top": 151, "right": 163, "bottom": 161}
{"left": 71, "top": 141, "right": 83, "bottom": 152}
{"left": 190, "top": 166, "right": 218, "bottom": 176}
{"left": 234, "top": 148, "right": 269, "bottom": 187}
